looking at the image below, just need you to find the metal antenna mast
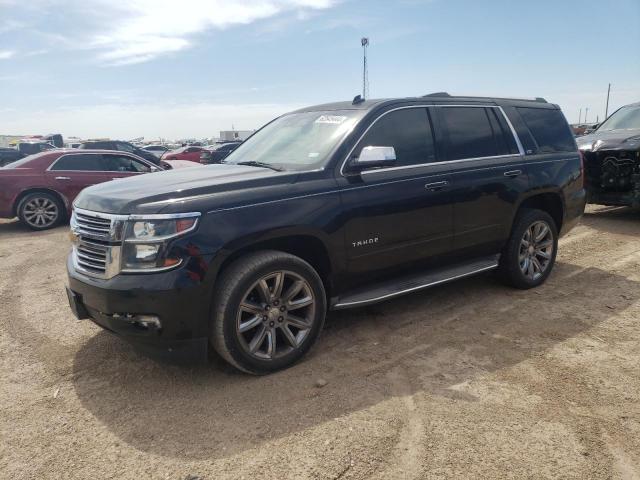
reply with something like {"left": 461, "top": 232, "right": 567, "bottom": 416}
{"left": 361, "top": 37, "right": 369, "bottom": 99}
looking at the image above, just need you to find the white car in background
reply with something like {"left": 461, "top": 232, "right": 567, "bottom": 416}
{"left": 142, "top": 144, "right": 170, "bottom": 158}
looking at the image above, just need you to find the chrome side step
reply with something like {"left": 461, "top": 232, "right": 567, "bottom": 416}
{"left": 332, "top": 255, "right": 500, "bottom": 309}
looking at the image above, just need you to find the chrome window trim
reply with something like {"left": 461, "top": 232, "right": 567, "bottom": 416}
{"left": 339, "top": 104, "right": 526, "bottom": 176}
{"left": 47, "top": 152, "right": 155, "bottom": 173}
{"left": 360, "top": 153, "right": 521, "bottom": 175}
{"left": 497, "top": 106, "right": 526, "bottom": 156}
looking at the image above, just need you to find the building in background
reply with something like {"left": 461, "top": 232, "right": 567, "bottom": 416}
{"left": 219, "top": 130, "right": 254, "bottom": 142}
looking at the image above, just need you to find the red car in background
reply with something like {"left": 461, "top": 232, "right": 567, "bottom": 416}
{"left": 162, "top": 146, "right": 206, "bottom": 162}
{"left": 0, "top": 149, "right": 189, "bottom": 230}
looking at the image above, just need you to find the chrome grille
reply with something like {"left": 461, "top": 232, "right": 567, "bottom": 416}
{"left": 74, "top": 211, "right": 112, "bottom": 237}
{"left": 71, "top": 208, "right": 125, "bottom": 279}
{"left": 76, "top": 239, "right": 108, "bottom": 274}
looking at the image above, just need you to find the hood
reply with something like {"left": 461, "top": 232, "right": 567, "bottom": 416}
{"left": 74, "top": 163, "right": 296, "bottom": 215}
{"left": 576, "top": 128, "right": 640, "bottom": 152}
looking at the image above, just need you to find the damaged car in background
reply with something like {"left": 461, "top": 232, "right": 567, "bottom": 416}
{"left": 577, "top": 101, "right": 640, "bottom": 207}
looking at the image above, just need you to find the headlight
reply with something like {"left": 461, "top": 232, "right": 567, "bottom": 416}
{"left": 121, "top": 214, "right": 200, "bottom": 272}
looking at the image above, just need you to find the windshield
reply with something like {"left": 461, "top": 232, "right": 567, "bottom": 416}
{"left": 597, "top": 105, "right": 640, "bottom": 131}
{"left": 223, "top": 110, "right": 363, "bottom": 171}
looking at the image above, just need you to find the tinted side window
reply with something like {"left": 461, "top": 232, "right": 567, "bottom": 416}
{"left": 102, "top": 154, "right": 151, "bottom": 173}
{"left": 439, "top": 107, "right": 502, "bottom": 160}
{"left": 116, "top": 142, "right": 135, "bottom": 153}
{"left": 516, "top": 107, "right": 576, "bottom": 153}
{"left": 357, "top": 108, "right": 435, "bottom": 166}
{"left": 486, "top": 109, "right": 519, "bottom": 155}
{"left": 50, "top": 154, "right": 104, "bottom": 171}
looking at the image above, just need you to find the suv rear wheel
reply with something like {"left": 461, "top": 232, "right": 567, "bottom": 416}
{"left": 499, "top": 208, "right": 558, "bottom": 289}
{"left": 211, "top": 250, "right": 327, "bottom": 374}
{"left": 17, "top": 192, "right": 64, "bottom": 231}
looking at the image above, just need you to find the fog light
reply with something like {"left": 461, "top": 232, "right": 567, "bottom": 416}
{"left": 134, "top": 315, "right": 161, "bottom": 329}
{"left": 135, "top": 244, "right": 160, "bottom": 261}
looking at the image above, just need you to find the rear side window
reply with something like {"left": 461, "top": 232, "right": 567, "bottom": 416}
{"left": 115, "top": 142, "right": 135, "bottom": 153}
{"left": 50, "top": 154, "right": 104, "bottom": 171}
{"left": 102, "top": 154, "right": 151, "bottom": 173}
{"left": 516, "top": 107, "right": 576, "bottom": 153}
{"left": 357, "top": 108, "right": 436, "bottom": 166}
{"left": 439, "top": 107, "right": 513, "bottom": 160}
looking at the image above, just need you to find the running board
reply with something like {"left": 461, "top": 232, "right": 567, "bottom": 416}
{"left": 332, "top": 255, "right": 500, "bottom": 309}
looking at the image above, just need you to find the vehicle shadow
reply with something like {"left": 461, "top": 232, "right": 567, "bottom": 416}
{"left": 72, "top": 262, "right": 639, "bottom": 461}
{"left": 582, "top": 206, "right": 639, "bottom": 236}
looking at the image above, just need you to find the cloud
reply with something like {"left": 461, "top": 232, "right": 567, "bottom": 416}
{"left": 86, "top": 0, "right": 335, "bottom": 65}
{"left": 0, "top": 50, "right": 16, "bottom": 59}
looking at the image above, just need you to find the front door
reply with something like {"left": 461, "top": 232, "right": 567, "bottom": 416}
{"left": 337, "top": 107, "right": 454, "bottom": 275}
{"left": 45, "top": 153, "right": 112, "bottom": 201}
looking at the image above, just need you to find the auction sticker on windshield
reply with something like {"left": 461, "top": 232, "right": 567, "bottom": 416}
{"left": 315, "top": 115, "right": 347, "bottom": 124}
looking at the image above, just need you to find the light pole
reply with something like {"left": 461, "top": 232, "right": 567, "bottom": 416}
{"left": 579, "top": 108, "right": 582, "bottom": 124}
{"left": 361, "top": 37, "right": 369, "bottom": 99}
{"left": 585, "top": 107, "right": 589, "bottom": 123}
{"left": 605, "top": 83, "right": 611, "bottom": 119}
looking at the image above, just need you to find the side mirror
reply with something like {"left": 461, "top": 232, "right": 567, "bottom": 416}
{"left": 350, "top": 146, "right": 397, "bottom": 170}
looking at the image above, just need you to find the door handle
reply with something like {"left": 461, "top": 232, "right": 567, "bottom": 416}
{"left": 425, "top": 181, "right": 449, "bottom": 191}
{"left": 504, "top": 170, "right": 522, "bottom": 178}
{"left": 55, "top": 176, "right": 71, "bottom": 180}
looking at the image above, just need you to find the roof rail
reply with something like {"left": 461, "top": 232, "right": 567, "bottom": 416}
{"left": 352, "top": 95, "right": 365, "bottom": 105}
{"left": 423, "top": 92, "right": 450, "bottom": 97}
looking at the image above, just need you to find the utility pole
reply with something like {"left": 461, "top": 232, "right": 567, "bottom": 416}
{"left": 361, "top": 37, "right": 369, "bottom": 99}
{"left": 579, "top": 108, "right": 582, "bottom": 124}
{"left": 605, "top": 83, "right": 611, "bottom": 119}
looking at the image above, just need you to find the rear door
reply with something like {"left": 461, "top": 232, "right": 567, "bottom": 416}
{"left": 338, "top": 106, "right": 454, "bottom": 274}
{"left": 45, "top": 153, "right": 111, "bottom": 201}
{"left": 432, "top": 105, "right": 527, "bottom": 256}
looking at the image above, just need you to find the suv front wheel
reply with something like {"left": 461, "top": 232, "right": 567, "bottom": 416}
{"left": 500, "top": 208, "right": 558, "bottom": 289}
{"left": 211, "top": 250, "right": 327, "bottom": 374}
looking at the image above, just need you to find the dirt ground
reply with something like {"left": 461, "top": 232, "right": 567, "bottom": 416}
{"left": 1, "top": 205, "right": 639, "bottom": 480}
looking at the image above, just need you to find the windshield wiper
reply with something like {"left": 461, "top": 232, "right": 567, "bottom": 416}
{"left": 236, "top": 161, "right": 283, "bottom": 172}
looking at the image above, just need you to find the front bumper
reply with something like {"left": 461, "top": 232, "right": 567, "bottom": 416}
{"left": 66, "top": 254, "right": 212, "bottom": 362}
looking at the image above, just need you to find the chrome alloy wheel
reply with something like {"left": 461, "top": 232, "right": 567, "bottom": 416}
{"left": 519, "top": 220, "right": 554, "bottom": 281}
{"left": 236, "top": 270, "right": 316, "bottom": 360}
{"left": 23, "top": 197, "right": 59, "bottom": 228}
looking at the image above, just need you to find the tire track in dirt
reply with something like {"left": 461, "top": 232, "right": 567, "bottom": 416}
{"left": 0, "top": 228, "right": 75, "bottom": 374}
{"left": 370, "top": 366, "right": 425, "bottom": 480}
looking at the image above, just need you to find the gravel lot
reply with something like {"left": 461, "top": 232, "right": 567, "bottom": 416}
{"left": 1, "top": 205, "right": 639, "bottom": 479}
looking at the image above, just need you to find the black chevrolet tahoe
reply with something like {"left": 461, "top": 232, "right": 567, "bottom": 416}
{"left": 66, "top": 94, "right": 585, "bottom": 374}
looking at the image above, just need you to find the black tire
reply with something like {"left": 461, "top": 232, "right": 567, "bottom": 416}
{"left": 499, "top": 208, "right": 558, "bottom": 289}
{"left": 211, "top": 250, "right": 327, "bottom": 375}
{"left": 17, "top": 192, "right": 65, "bottom": 231}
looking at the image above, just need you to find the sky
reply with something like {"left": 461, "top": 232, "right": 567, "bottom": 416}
{"left": 0, "top": 0, "right": 639, "bottom": 141}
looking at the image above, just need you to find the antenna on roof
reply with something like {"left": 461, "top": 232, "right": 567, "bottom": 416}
{"left": 352, "top": 95, "right": 365, "bottom": 105}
